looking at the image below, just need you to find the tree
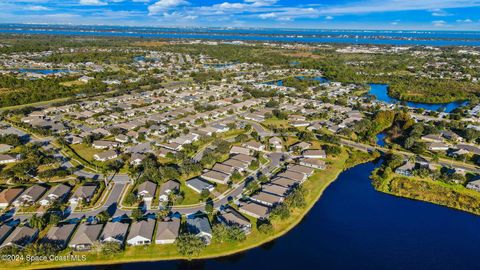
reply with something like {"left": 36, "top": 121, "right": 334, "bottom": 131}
{"left": 270, "top": 204, "right": 290, "bottom": 220}
{"left": 257, "top": 221, "right": 273, "bottom": 235}
{"left": 29, "top": 214, "right": 46, "bottom": 230}
{"left": 101, "top": 242, "right": 123, "bottom": 255}
{"left": 97, "top": 210, "right": 110, "bottom": 223}
{"left": 131, "top": 208, "right": 143, "bottom": 221}
{"left": 176, "top": 233, "right": 206, "bottom": 259}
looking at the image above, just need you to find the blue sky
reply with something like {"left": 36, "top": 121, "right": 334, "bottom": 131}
{"left": 1, "top": 0, "right": 480, "bottom": 30}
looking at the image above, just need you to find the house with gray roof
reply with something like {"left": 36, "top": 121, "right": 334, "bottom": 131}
{"left": 0, "top": 224, "right": 15, "bottom": 246}
{"left": 100, "top": 222, "right": 130, "bottom": 245}
{"left": 41, "top": 223, "right": 77, "bottom": 250}
{"left": 155, "top": 218, "right": 181, "bottom": 244}
{"left": 69, "top": 223, "right": 104, "bottom": 251}
{"left": 239, "top": 202, "right": 270, "bottom": 219}
{"left": 201, "top": 170, "right": 230, "bottom": 185}
{"left": 159, "top": 180, "right": 180, "bottom": 202}
{"left": 137, "top": 181, "right": 156, "bottom": 209}
{"left": 250, "top": 191, "right": 284, "bottom": 207}
{"left": 69, "top": 184, "right": 98, "bottom": 205}
{"left": 0, "top": 226, "right": 38, "bottom": 249}
{"left": 13, "top": 184, "right": 47, "bottom": 207}
{"left": 39, "top": 183, "right": 71, "bottom": 206}
{"left": 186, "top": 215, "right": 212, "bottom": 245}
{"left": 127, "top": 219, "right": 156, "bottom": 246}
{"left": 217, "top": 207, "right": 251, "bottom": 234}
{"left": 186, "top": 178, "right": 215, "bottom": 193}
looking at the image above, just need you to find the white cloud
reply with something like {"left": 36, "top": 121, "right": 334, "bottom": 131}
{"left": 325, "top": 15, "right": 334, "bottom": 20}
{"left": 258, "top": 12, "right": 276, "bottom": 19}
{"left": 148, "top": 0, "right": 188, "bottom": 15}
{"left": 79, "top": 0, "right": 107, "bottom": 6}
{"left": 430, "top": 8, "right": 452, "bottom": 16}
{"left": 24, "top": 5, "right": 50, "bottom": 11}
{"left": 432, "top": 20, "right": 447, "bottom": 26}
{"left": 456, "top": 18, "right": 472, "bottom": 23}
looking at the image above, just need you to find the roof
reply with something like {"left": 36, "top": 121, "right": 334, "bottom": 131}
{"left": 202, "top": 170, "right": 230, "bottom": 181}
{"left": 41, "top": 223, "right": 77, "bottom": 248}
{"left": 212, "top": 163, "right": 235, "bottom": 174}
{"left": 186, "top": 216, "right": 212, "bottom": 236}
{"left": 0, "top": 188, "right": 24, "bottom": 204}
{"left": 137, "top": 181, "right": 157, "bottom": 197}
{"left": 231, "top": 154, "right": 255, "bottom": 163}
{"left": 21, "top": 185, "right": 47, "bottom": 201}
{"left": 72, "top": 184, "right": 98, "bottom": 199}
{"left": 277, "top": 170, "right": 306, "bottom": 182}
{"left": 302, "top": 149, "right": 326, "bottom": 157}
{"left": 42, "top": 183, "right": 71, "bottom": 199}
{"left": 288, "top": 165, "right": 314, "bottom": 175}
{"left": 155, "top": 219, "right": 180, "bottom": 241}
{"left": 239, "top": 202, "right": 270, "bottom": 218}
{"left": 262, "top": 184, "right": 290, "bottom": 197}
{"left": 186, "top": 178, "right": 213, "bottom": 191}
{"left": 69, "top": 223, "right": 103, "bottom": 246}
{"left": 251, "top": 191, "right": 284, "bottom": 205}
{"left": 218, "top": 208, "right": 251, "bottom": 227}
{"left": 127, "top": 219, "right": 156, "bottom": 241}
{"left": 159, "top": 180, "right": 180, "bottom": 195}
{"left": 270, "top": 177, "right": 297, "bottom": 188}
{"left": 100, "top": 222, "right": 129, "bottom": 243}
{"left": 0, "top": 226, "right": 38, "bottom": 248}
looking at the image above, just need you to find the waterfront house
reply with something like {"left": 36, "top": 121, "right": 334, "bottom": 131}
{"left": 277, "top": 170, "right": 307, "bottom": 184}
{"left": 127, "top": 219, "right": 156, "bottom": 246}
{"left": 0, "top": 226, "right": 38, "bottom": 249}
{"left": 270, "top": 177, "right": 297, "bottom": 188}
{"left": 299, "top": 158, "right": 326, "bottom": 170}
{"left": 395, "top": 162, "right": 415, "bottom": 177}
{"left": 69, "top": 223, "right": 104, "bottom": 251}
{"left": 288, "top": 165, "right": 315, "bottom": 177}
{"left": 100, "top": 222, "right": 129, "bottom": 245}
{"left": 41, "top": 223, "right": 77, "bottom": 250}
{"left": 250, "top": 191, "right": 284, "bottom": 207}
{"left": 238, "top": 202, "right": 270, "bottom": 219}
{"left": 261, "top": 184, "right": 290, "bottom": 197}
{"left": 155, "top": 218, "right": 181, "bottom": 244}
{"left": 186, "top": 216, "right": 212, "bottom": 245}
{"left": 302, "top": 149, "right": 326, "bottom": 159}
{"left": 217, "top": 207, "right": 251, "bottom": 234}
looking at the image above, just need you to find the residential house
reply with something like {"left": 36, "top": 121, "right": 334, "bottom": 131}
{"left": 39, "top": 184, "right": 71, "bottom": 206}
{"left": 239, "top": 202, "right": 270, "bottom": 219}
{"left": 0, "top": 154, "right": 19, "bottom": 164}
{"left": 0, "top": 226, "right": 38, "bottom": 249}
{"left": 100, "top": 222, "right": 130, "bottom": 245}
{"left": 69, "top": 223, "right": 104, "bottom": 251}
{"left": 186, "top": 178, "right": 215, "bottom": 193}
{"left": 201, "top": 170, "right": 230, "bottom": 185}
{"left": 299, "top": 158, "right": 326, "bottom": 170}
{"left": 261, "top": 184, "right": 290, "bottom": 197}
{"left": 137, "top": 180, "right": 157, "bottom": 209}
{"left": 126, "top": 219, "right": 156, "bottom": 246}
{"left": 302, "top": 149, "right": 326, "bottom": 159}
{"left": 69, "top": 184, "right": 98, "bottom": 205}
{"left": 159, "top": 180, "right": 180, "bottom": 202}
{"left": 13, "top": 184, "right": 47, "bottom": 207}
{"left": 269, "top": 137, "right": 283, "bottom": 150}
{"left": 41, "top": 223, "right": 77, "bottom": 250}
{"left": 250, "top": 191, "right": 284, "bottom": 207}
{"left": 92, "top": 140, "right": 119, "bottom": 149}
{"left": 288, "top": 165, "right": 315, "bottom": 177}
{"left": 244, "top": 141, "right": 265, "bottom": 152}
{"left": 155, "top": 218, "right": 181, "bottom": 244}
{"left": 277, "top": 170, "right": 307, "bottom": 184}
{"left": 0, "top": 188, "right": 24, "bottom": 208}
{"left": 217, "top": 207, "right": 251, "bottom": 234}
{"left": 395, "top": 162, "right": 415, "bottom": 177}
{"left": 230, "top": 146, "right": 251, "bottom": 156}
{"left": 94, "top": 150, "right": 119, "bottom": 162}
{"left": 186, "top": 216, "right": 212, "bottom": 244}
{"left": 0, "top": 225, "right": 15, "bottom": 245}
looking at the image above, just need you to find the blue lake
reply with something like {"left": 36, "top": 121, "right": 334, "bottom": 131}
{"left": 369, "top": 83, "right": 469, "bottom": 112}
{"left": 376, "top": 132, "right": 387, "bottom": 147}
{"left": 68, "top": 161, "right": 480, "bottom": 270}
{"left": 18, "top": 68, "right": 72, "bottom": 74}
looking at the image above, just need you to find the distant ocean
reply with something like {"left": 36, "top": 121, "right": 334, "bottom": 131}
{"left": 2, "top": 24, "right": 480, "bottom": 46}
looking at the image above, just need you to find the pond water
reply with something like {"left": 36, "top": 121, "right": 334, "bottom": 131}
{"left": 68, "top": 161, "right": 480, "bottom": 270}
{"left": 18, "top": 68, "right": 73, "bottom": 74}
{"left": 368, "top": 83, "right": 469, "bottom": 113}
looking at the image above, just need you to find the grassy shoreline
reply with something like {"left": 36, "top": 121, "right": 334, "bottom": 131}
{"left": 9, "top": 149, "right": 376, "bottom": 270}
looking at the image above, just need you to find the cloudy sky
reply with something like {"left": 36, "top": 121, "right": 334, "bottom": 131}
{"left": 1, "top": 0, "right": 480, "bottom": 30}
